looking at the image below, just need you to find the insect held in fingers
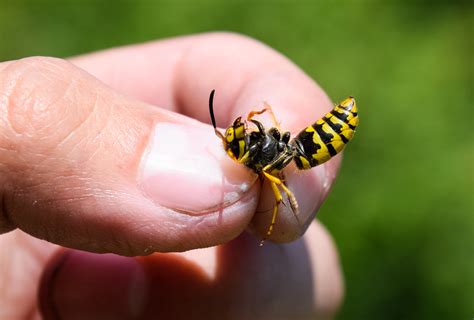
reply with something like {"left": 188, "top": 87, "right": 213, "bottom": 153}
{"left": 208, "top": 90, "right": 358, "bottom": 245}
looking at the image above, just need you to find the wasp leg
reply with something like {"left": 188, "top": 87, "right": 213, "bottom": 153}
{"left": 259, "top": 172, "right": 284, "bottom": 246}
{"left": 263, "top": 102, "right": 281, "bottom": 130}
{"left": 263, "top": 171, "right": 299, "bottom": 220}
{"left": 278, "top": 172, "right": 300, "bottom": 222}
{"left": 259, "top": 171, "right": 301, "bottom": 246}
{"left": 246, "top": 103, "right": 281, "bottom": 130}
{"left": 246, "top": 108, "right": 267, "bottom": 121}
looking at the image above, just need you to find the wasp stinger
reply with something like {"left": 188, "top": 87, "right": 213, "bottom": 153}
{"left": 209, "top": 90, "right": 358, "bottom": 245}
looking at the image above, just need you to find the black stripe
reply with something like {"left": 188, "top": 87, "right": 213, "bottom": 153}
{"left": 324, "top": 116, "right": 343, "bottom": 134}
{"left": 294, "top": 156, "right": 305, "bottom": 169}
{"left": 292, "top": 130, "right": 321, "bottom": 167}
{"left": 327, "top": 143, "right": 337, "bottom": 156}
{"left": 331, "top": 109, "right": 350, "bottom": 124}
{"left": 348, "top": 124, "right": 356, "bottom": 130}
{"left": 324, "top": 117, "right": 348, "bottom": 143}
{"left": 229, "top": 141, "right": 240, "bottom": 159}
{"left": 340, "top": 133, "right": 349, "bottom": 144}
{"left": 313, "top": 123, "right": 334, "bottom": 144}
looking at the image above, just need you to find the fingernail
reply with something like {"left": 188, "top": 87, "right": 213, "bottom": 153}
{"left": 40, "top": 251, "right": 148, "bottom": 320}
{"left": 140, "top": 123, "right": 255, "bottom": 213}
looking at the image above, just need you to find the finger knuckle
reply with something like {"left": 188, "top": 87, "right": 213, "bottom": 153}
{"left": 206, "top": 31, "right": 280, "bottom": 59}
{"left": 0, "top": 56, "right": 73, "bottom": 137}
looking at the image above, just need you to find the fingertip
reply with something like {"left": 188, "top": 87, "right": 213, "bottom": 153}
{"left": 0, "top": 56, "right": 259, "bottom": 254}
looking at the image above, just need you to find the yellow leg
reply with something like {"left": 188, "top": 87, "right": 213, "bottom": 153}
{"left": 259, "top": 171, "right": 301, "bottom": 246}
{"left": 259, "top": 177, "right": 283, "bottom": 247}
{"left": 277, "top": 175, "right": 299, "bottom": 219}
{"left": 262, "top": 171, "right": 299, "bottom": 220}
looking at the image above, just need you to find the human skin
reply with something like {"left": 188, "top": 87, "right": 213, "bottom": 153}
{"left": 0, "top": 33, "right": 344, "bottom": 319}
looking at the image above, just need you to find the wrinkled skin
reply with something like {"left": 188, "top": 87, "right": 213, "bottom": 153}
{"left": 0, "top": 33, "right": 343, "bottom": 319}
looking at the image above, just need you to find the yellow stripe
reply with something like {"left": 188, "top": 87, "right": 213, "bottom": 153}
{"left": 340, "top": 128, "right": 354, "bottom": 141}
{"left": 234, "top": 125, "right": 245, "bottom": 139}
{"left": 227, "top": 149, "right": 237, "bottom": 160}
{"left": 313, "top": 150, "right": 331, "bottom": 163}
{"left": 334, "top": 106, "right": 352, "bottom": 120}
{"left": 225, "top": 128, "right": 234, "bottom": 143}
{"left": 311, "top": 130, "right": 324, "bottom": 147}
{"left": 321, "top": 122, "right": 347, "bottom": 153}
{"left": 321, "top": 121, "right": 337, "bottom": 138}
{"left": 326, "top": 110, "right": 357, "bottom": 144}
{"left": 333, "top": 105, "right": 346, "bottom": 114}
{"left": 299, "top": 156, "right": 311, "bottom": 169}
{"left": 326, "top": 113, "right": 351, "bottom": 131}
{"left": 303, "top": 116, "right": 354, "bottom": 164}
{"left": 349, "top": 116, "right": 359, "bottom": 127}
{"left": 311, "top": 131, "right": 332, "bottom": 163}
{"left": 332, "top": 140, "right": 345, "bottom": 153}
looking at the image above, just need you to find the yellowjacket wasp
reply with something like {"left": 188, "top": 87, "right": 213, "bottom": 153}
{"left": 209, "top": 90, "right": 358, "bottom": 245}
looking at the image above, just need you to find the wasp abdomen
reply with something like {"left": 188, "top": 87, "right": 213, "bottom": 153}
{"left": 292, "top": 97, "right": 359, "bottom": 169}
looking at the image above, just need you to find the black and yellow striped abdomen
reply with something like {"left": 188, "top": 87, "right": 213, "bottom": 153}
{"left": 292, "top": 97, "right": 359, "bottom": 169}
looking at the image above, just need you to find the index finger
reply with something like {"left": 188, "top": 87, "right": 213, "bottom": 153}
{"left": 72, "top": 32, "right": 342, "bottom": 242}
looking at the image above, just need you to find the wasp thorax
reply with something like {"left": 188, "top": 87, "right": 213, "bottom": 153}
{"left": 244, "top": 124, "right": 293, "bottom": 173}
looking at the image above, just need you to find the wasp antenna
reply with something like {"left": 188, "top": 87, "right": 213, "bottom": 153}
{"left": 209, "top": 89, "right": 226, "bottom": 142}
{"left": 250, "top": 119, "right": 266, "bottom": 135}
{"left": 209, "top": 89, "right": 217, "bottom": 130}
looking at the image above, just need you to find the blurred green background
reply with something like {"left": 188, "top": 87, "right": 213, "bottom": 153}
{"left": 1, "top": 1, "right": 472, "bottom": 319}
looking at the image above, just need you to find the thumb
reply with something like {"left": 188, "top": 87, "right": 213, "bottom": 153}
{"left": 0, "top": 57, "right": 257, "bottom": 254}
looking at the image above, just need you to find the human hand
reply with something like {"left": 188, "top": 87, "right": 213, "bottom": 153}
{"left": 0, "top": 33, "right": 343, "bottom": 319}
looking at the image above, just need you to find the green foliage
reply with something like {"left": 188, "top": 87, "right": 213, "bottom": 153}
{"left": 1, "top": 1, "right": 472, "bottom": 319}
